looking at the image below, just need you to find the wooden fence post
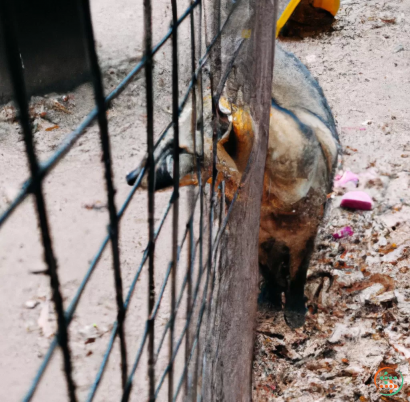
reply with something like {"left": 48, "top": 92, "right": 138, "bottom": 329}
{"left": 201, "top": 0, "right": 278, "bottom": 400}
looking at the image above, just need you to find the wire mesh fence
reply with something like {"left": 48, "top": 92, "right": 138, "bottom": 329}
{"left": 0, "top": 0, "right": 278, "bottom": 401}
{"left": 0, "top": 0, "right": 270, "bottom": 400}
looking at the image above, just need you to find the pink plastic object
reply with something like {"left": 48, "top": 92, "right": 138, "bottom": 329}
{"left": 334, "top": 170, "right": 359, "bottom": 188}
{"left": 341, "top": 191, "right": 373, "bottom": 210}
{"left": 332, "top": 226, "right": 354, "bottom": 239}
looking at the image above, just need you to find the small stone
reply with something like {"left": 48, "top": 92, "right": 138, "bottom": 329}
{"left": 346, "top": 303, "right": 361, "bottom": 310}
{"left": 344, "top": 365, "right": 362, "bottom": 376}
{"left": 378, "top": 237, "right": 387, "bottom": 246}
{"left": 24, "top": 300, "right": 39, "bottom": 309}
{"left": 328, "top": 323, "right": 348, "bottom": 343}
{"left": 305, "top": 54, "right": 317, "bottom": 64}
{"left": 79, "top": 325, "right": 100, "bottom": 342}
{"left": 394, "top": 44, "right": 404, "bottom": 53}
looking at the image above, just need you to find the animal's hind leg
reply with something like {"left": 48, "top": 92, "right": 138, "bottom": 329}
{"left": 258, "top": 241, "right": 290, "bottom": 310}
{"left": 284, "top": 236, "right": 315, "bottom": 328}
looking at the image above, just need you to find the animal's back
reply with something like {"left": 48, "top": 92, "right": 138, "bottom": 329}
{"left": 272, "top": 44, "right": 338, "bottom": 141}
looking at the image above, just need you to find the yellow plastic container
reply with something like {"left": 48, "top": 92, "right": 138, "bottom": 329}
{"left": 313, "top": 0, "right": 340, "bottom": 16}
{"left": 276, "top": 0, "right": 340, "bottom": 37}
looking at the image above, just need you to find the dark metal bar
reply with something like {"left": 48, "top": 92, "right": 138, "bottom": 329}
{"left": 169, "top": 0, "right": 180, "bottom": 396}
{"left": 143, "top": 0, "right": 156, "bottom": 398}
{"left": 0, "top": 0, "right": 200, "bottom": 229}
{"left": 0, "top": 2, "right": 77, "bottom": 401}
{"left": 185, "top": 216, "right": 194, "bottom": 397}
{"left": 78, "top": 0, "right": 128, "bottom": 389}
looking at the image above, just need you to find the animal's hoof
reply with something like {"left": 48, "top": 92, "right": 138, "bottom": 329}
{"left": 284, "top": 307, "right": 307, "bottom": 329}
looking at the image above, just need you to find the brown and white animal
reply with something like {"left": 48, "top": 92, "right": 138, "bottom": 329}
{"left": 127, "top": 43, "right": 340, "bottom": 328}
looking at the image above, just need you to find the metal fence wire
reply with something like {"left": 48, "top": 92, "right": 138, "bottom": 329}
{"left": 0, "top": 0, "right": 261, "bottom": 400}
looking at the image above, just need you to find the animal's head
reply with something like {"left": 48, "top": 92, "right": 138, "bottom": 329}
{"left": 126, "top": 97, "right": 254, "bottom": 194}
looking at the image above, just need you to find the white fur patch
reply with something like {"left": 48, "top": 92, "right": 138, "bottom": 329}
{"left": 166, "top": 154, "right": 174, "bottom": 176}
{"left": 266, "top": 107, "right": 317, "bottom": 204}
{"left": 293, "top": 109, "right": 338, "bottom": 169}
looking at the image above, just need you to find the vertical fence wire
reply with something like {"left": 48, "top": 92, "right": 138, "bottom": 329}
{"left": 185, "top": 1, "right": 198, "bottom": 395}
{"left": 192, "top": 0, "right": 205, "bottom": 397}
{"left": 0, "top": 1, "right": 77, "bottom": 401}
{"left": 77, "top": 0, "right": 128, "bottom": 390}
{"left": 170, "top": 0, "right": 180, "bottom": 398}
{"left": 143, "top": 0, "right": 156, "bottom": 397}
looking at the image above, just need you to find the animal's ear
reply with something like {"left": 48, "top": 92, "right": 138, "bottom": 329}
{"left": 220, "top": 104, "right": 254, "bottom": 174}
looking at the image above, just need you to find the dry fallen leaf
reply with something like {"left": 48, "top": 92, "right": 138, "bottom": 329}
{"left": 381, "top": 18, "right": 396, "bottom": 24}
{"left": 45, "top": 125, "right": 59, "bottom": 132}
{"left": 52, "top": 100, "right": 71, "bottom": 114}
{"left": 83, "top": 201, "right": 107, "bottom": 211}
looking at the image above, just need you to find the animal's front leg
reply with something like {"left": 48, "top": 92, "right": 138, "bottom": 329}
{"left": 284, "top": 236, "right": 315, "bottom": 328}
{"left": 258, "top": 240, "right": 290, "bottom": 310}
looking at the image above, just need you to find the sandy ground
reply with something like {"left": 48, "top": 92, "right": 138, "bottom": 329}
{"left": 253, "top": 0, "right": 410, "bottom": 401}
{"left": 1, "top": 0, "right": 410, "bottom": 401}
